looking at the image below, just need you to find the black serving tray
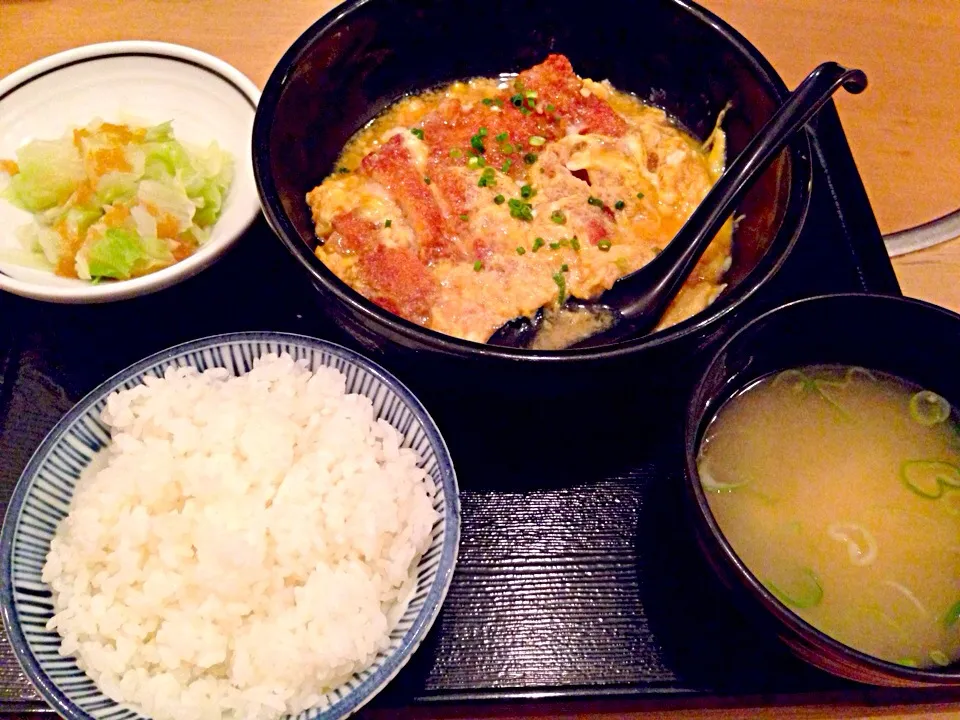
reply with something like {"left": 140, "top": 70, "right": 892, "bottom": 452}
{"left": 1, "top": 104, "right": 955, "bottom": 716}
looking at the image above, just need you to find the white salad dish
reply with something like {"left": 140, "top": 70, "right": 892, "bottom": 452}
{"left": 0, "top": 41, "right": 262, "bottom": 303}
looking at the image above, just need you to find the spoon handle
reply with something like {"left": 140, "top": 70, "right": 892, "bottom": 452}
{"left": 616, "top": 62, "right": 867, "bottom": 326}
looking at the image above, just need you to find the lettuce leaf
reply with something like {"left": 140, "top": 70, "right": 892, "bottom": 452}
{"left": 7, "top": 139, "right": 85, "bottom": 212}
{"left": 16, "top": 223, "right": 62, "bottom": 264}
{"left": 191, "top": 179, "right": 224, "bottom": 227}
{"left": 0, "top": 247, "right": 52, "bottom": 271}
{"left": 144, "top": 121, "right": 174, "bottom": 143}
{"left": 96, "top": 171, "right": 140, "bottom": 205}
{"left": 137, "top": 179, "right": 195, "bottom": 232}
{"left": 142, "top": 140, "right": 190, "bottom": 180}
{"left": 183, "top": 141, "right": 233, "bottom": 228}
{"left": 140, "top": 235, "right": 175, "bottom": 265}
{"left": 67, "top": 206, "right": 104, "bottom": 236}
{"left": 85, "top": 227, "right": 175, "bottom": 280}
{"left": 86, "top": 228, "right": 146, "bottom": 279}
{"left": 130, "top": 204, "right": 157, "bottom": 239}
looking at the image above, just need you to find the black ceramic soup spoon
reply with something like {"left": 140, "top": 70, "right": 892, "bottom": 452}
{"left": 487, "top": 62, "right": 868, "bottom": 350}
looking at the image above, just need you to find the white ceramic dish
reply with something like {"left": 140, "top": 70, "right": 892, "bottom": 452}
{"left": 0, "top": 41, "right": 261, "bottom": 303}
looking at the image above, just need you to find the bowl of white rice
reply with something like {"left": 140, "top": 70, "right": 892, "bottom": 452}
{"left": 0, "top": 332, "right": 460, "bottom": 720}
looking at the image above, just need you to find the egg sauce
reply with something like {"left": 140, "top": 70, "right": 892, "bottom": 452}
{"left": 307, "top": 54, "right": 732, "bottom": 347}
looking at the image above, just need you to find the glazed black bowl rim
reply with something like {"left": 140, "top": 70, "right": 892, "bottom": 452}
{"left": 252, "top": 0, "right": 814, "bottom": 363}
{"left": 684, "top": 291, "right": 960, "bottom": 683}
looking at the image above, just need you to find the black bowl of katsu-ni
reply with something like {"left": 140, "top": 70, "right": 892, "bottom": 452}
{"left": 252, "top": 0, "right": 814, "bottom": 394}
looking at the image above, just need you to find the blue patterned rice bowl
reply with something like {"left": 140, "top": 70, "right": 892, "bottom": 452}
{"left": 0, "top": 332, "right": 460, "bottom": 720}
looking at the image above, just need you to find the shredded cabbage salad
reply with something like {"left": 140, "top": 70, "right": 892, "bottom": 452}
{"left": 0, "top": 119, "right": 233, "bottom": 281}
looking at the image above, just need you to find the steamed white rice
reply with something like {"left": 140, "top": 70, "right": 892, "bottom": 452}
{"left": 42, "top": 353, "right": 439, "bottom": 720}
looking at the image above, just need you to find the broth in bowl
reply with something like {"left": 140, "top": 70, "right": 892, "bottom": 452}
{"left": 698, "top": 364, "right": 960, "bottom": 669}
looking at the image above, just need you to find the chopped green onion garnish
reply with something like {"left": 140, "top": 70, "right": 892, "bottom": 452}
{"left": 494, "top": 194, "right": 505, "bottom": 204}
{"left": 510, "top": 93, "right": 524, "bottom": 107}
{"left": 384, "top": 219, "right": 392, "bottom": 228}
{"left": 474, "top": 260, "right": 483, "bottom": 271}
{"left": 532, "top": 237, "right": 545, "bottom": 252}
{"left": 501, "top": 159, "right": 513, "bottom": 173}
{"left": 931, "top": 650, "right": 951, "bottom": 667}
{"left": 493, "top": 98, "right": 504, "bottom": 107}
{"left": 478, "top": 127, "right": 488, "bottom": 137}
{"left": 467, "top": 155, "right": 484, "bottom": 169}
{"left": 501, "top": 143, "right": 515, "bottom": 154}
{"left": 766, "top": 568, "right": 823, "bottom": 609}
{"left": 700, "top": 462, "right": 752, "bottom": 491}
{"left": 944, "top": 600, "right": 960, "bottom": 628}
{"left": 337, "top": 166, "right": 349, "bottom": 173}
{"left": 495, "top": 131, "right": 509, "bottom": 142}
{"left": 424, "top": 176, "right": 431, "bottom": 184}
{"left": 410, "top": 128, "right": 424, "bottom": 140}
{"left": 514, "top": 79, "right": 525, "bottom": 91}
{"left": 552, "top": 270, "right": 566, "bottom": 304}
{"left": 637, "top": 191, "right": 645, "bottom": 200}
{"left": 459, "top": 213, "right": 469, "bottom": 221}
{"left": 901, "top": 460, "right": 960, "bottom": 499}
{"left": 598, "top": 239, "right": 612, "bottom": 251}
{"left": 546, "top": 103, "right": 555, "bottom": 112}
{"left": 520, "top": 106, "right": 531, "bottom": 116}
{"left": 587, "top": 196, "right": 604, "bottom": 207}
{"left": 550, "top": 210, "right": 566, "bottom": 224}
{"left": 507, "top": 198, "right": 534, "bottom": 221}
{"left": 909, "top": 390, "right": 951, "bottom": 426}
{"left": 523, "top": 152, "right": 538, "bottom": 164}
{"left": 561, "top": 263, "right": 569, "bottom": 272}
{"left": 516, "top": 246, "right": 526, "bottom": 255}
{"left": 482, "top": 98, "right": 494, "bottom": 106}
{"left": 570, "top": 236, "right": 580, "bottom": 251}
{"left": 450, "top": 148, "right": 463, "bottom": 159}
{"left": 529, "top": 135, "right": 546, "bottom": 146}
{"left": 614, "top": 200, "right": 625, "bottom": 210}
{"left": 549, "top": 242, "right": 561, "bottom": 250}
{"left": 520, "top": 185, "right": 533, "bottom": 199}
{"left": 525, "top": 90, "right": 538, "bottom": 99}
{"left": 478, "top": 167, "right": 496, "bottom": 187}
{"left": 470, "top": 134, "right": 486, "bottom": 153}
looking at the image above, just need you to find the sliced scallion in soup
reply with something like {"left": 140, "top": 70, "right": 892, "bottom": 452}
{"left": 698, "top": 365, "right": 960, "bottom": 669}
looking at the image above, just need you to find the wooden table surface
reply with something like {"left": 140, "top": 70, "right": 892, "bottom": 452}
{"left": 1, "top": 1, "right": 959, "bottom": 718}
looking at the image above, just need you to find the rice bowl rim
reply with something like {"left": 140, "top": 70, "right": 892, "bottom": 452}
{"left": 0, "top": 331, "right": 461, "bottom": 720}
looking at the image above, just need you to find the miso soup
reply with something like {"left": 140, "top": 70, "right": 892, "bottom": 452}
{"left": 698, "top": 365, "right": 960, "bottom": 668}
